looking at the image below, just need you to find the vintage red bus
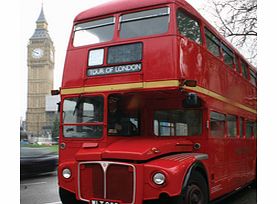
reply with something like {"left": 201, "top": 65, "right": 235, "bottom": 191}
{"left": 56, "top": 0, "right": 257, "bottom": 203}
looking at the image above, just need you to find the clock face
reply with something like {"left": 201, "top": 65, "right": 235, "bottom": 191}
{"left": 32, "top": 48, "right": 44, "bottom": 59}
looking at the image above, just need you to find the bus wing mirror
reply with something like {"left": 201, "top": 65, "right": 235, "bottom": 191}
{"left": 183, "top": 93, "right": 201, "bottom": 108}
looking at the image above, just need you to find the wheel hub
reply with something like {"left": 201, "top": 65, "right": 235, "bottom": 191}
{"left": 187, "top": 184, "right": 203, "bottom": 204}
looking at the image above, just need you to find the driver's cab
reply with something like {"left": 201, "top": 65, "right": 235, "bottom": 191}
{"left": 107, "top": 94, "right": 140, "bottom": 136}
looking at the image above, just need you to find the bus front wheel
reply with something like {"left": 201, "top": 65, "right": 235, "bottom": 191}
{"left": 178, "top": 171, "right": 208, "bottom": 204}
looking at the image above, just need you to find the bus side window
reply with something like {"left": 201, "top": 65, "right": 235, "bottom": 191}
{"left": 210, "top": 111, "right": 225, "bottom": 137}
{"left": 205, "top": 28, "right": 221, "bottom": 57}
{"left": 235, "top": 56, "right": 240, "bottom": 73}
{"left": 241, "top": 60, "right": 249, "bottom": 79}
{"left": 249, "top": 69, "right": 257, "bottom": 86}
{"left": 176, "top": 9, "right": 202, "bottom": 44}
{"left": 246, "top": 120, "right": 254, "bottom": 138}
{"left": 239, "top": 117, "right": 244, "bottom": 138}
{"left": 227, "top": 115, "right": 237, "bottom": 137}
{"left": 254, "top": 121, "right": 257, "bottom": 138}
{"left": 222, "top": 43, "right": 234, "bottom": 68}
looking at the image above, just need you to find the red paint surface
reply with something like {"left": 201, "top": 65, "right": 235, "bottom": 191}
{"left": 58, "top": 0, "right": 257, "bottom": 203}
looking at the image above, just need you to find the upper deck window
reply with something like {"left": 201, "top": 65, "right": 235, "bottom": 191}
{"left": 205, "top": 28, "right": 221, "bottom": 57}
{"left": 241, "top": 60, "right": 249, "bottom": 79}
{"left": 222, "top": 43, "right": 234, "bottom": 68}
{"left": 73, "top": 17, "right": 115, "bottom": 47}
{"left": 249, "top": 69, "right": 257, "bottom": 86}
{"left": 120, "top": 7, "right": 170, "bottom": 39}
{"left": 177, "top": 9, "right": 201, "bottom": 44}
{"left": 234, "top": 57, "right": 240, "bottom": 73}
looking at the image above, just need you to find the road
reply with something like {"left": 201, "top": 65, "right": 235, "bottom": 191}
{"left": 20, "top": 173, "right": 256, "bottom": 204}
{"left": 20, "top": 172, "right": 61, "bottom": 204}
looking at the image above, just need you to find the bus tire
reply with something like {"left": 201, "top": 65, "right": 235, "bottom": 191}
{"left": 59, "top": 187, "right": 88, "bottom": 204}
{"left": 177, "top": 171, "right": 208, "bottom": 204}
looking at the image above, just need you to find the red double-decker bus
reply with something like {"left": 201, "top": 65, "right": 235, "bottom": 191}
{"left": 56, "top": 0, "right": 257, "bottom": 203}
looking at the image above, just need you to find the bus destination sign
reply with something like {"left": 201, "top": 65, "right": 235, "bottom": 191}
{"left": 87, "top": 63, "right": 142, "bottom": 77}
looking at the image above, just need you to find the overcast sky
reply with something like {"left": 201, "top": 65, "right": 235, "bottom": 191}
{"left": 19, "top": 0, "right": 208, "bottom": 120}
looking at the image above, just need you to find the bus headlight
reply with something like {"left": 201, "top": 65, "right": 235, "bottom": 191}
{"left": 153, "top": 172, "right": 166, "bottom": 185}
{"left": 62, "top": 168, "right": 71, "bottom": 179}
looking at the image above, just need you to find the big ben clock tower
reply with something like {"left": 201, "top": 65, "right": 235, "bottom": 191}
{"left": 26, "top": 6, "right": 55, "bottom": 136}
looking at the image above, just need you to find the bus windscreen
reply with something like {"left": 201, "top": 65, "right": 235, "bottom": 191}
{"left": 73, "top": 17, "right": 115, "bottom": 47}
{"left": 120, "top": 7, "right": 170, "bottom": 39}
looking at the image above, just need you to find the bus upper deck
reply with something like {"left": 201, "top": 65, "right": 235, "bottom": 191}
{"left": 61, "top": 0, "right": 256, "bottom": 115}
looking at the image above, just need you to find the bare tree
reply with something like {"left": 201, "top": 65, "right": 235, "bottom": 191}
{"left": 207, "top": 0, "right": 257, "bottom": 66}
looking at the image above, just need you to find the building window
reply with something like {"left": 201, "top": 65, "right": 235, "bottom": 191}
{"left": 205, "top": 28, "right": 221, "bottom": 57}
{"left": 227, "top": 115, "right": 237, "bottom": 137}
{"left": 154, "top": 109, "right": 202, "bottom": 136}
{"left": 177, "top": 9, "right": 201, "bottom": 44}
{"left": 210, "top": 111, "right": 225, "bottom": 137}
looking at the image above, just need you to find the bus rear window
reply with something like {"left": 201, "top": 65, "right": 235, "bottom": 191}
{"left": 154, "top": 109, "right": 202, "bottom": 136}
{"left": 73, "top": 17, "right": 115, "bottom": 47}
{"left": 120, "top": 7, "right": 170, "bottom": 39}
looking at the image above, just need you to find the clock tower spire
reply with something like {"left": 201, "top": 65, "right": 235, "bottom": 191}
{"left": 26, "top": 5, "right": 55, "bottom": 137}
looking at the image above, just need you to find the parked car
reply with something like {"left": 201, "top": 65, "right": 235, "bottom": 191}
{"left": 20, "top": 147, "right": 58, "bottom": 177}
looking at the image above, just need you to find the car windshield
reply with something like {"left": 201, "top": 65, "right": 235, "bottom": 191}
{"left": 63, "top": 96, "right": 104, "bottom": 138}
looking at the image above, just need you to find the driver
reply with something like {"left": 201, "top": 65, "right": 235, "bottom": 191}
{"left": 108, "top": 97, "right": 123, "bottom": 134}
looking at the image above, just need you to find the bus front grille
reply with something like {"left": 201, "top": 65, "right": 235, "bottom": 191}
{"left": 79, "top": 161, "right": 135, "bottom": 204}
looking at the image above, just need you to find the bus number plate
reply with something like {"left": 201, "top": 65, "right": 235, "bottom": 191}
{"left": 91, "top": 200, "right": 121, "bottom": 204}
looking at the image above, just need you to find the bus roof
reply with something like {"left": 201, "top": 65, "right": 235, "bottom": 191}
{"left": 75, "top": 0, "right": 187, "bottom": 22}
{"left": 74, "top": 0, "right": 256, "bottom": 70}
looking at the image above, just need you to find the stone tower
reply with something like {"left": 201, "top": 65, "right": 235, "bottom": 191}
{"left": 26, "top": 6, "right": 55, "bottom": 136}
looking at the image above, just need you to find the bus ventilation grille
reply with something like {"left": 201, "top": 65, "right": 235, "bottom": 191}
{"left": 79, "top": 162, "right": 135, "bottom": 204}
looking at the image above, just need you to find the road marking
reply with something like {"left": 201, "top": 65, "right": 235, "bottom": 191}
{"left": 43, "top": 202, "right": 62, "bottom": 204}
{"left": 20, "top": 181, "right": 47, "bottom": 186}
